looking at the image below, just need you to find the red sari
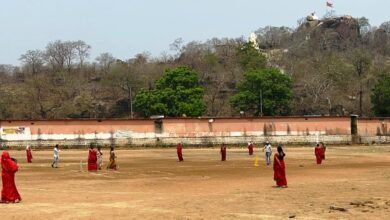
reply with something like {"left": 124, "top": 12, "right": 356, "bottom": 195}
{"left": 177, "top": 144, "right": 184, "bottom": 161}
{"left": 315, "top": 146, "right": 324, "bottom": 164}
{"left": 88, "top": 149, "right": 98, "bottom": 171}
{"left": 248, "top": 143, "right": 254, "bottom": 155}
{"left": 220, "top": 146, "right": 227, "bottom": 161}
{"left": 1, "top": 151, "right": 21, "bottom": 203}
{"left": 26, "top": 147, "right": 33, "bottom": 163}
{"left": 273, "top": 153, "right": 287, "bottom": 187}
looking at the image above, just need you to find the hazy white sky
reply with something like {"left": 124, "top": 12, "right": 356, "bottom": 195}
{"left": 1, "top": 0, "right": 389, "bottom": 65}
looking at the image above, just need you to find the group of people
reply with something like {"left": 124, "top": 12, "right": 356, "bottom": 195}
{"left": 1, "top": 141, "right": 327, "bottom": 203}
{"left": 87, "top": 145, "right": 117, "bottom": 171}
{"left": 175, "top": 141, "right": 327, "bottom": 188}
{"left": 49, "top": 144, "right": 118, "bottom": 171}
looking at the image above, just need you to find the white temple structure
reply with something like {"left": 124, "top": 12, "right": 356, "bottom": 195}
{"left": 249, "top": 32, "right": 259, "bottom": 50}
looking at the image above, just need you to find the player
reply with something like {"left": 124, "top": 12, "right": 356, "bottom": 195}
{"left": 88, "top": 144, "right": 98, "bottom": 171}
{"left": 177, "top": 142, "right": 184, "bottom": 162}
{"left": 1, "top": 151, "right": 22, "bottom": 203}
{"left": 247, "top": 141, "right": 254, "bottom": 156}
{"left": 51, "top": 144, "right": 60, "bottom": 168}
{"left": 263, "top": 141, "right": 272, "bottom": 165}
{"left": 26, "top": 145, "right": 33, "bottom": 163}
{"left": 97, "top": 146, "right": 103, "bottom": 170}
{"left": 107, "top": 147, "right": 117, "bottom": 170}
{"left": 220, "top": 144, "right": 227, "bottom": 161}
{"left": 273, "top": 145, "right": 287, "bottom": 188}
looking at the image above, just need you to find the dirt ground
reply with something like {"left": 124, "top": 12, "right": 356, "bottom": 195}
{"left": 1, "top": 145, "right": 390, "bottom": 220}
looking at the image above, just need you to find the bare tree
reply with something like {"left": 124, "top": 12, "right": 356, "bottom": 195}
{"left": 73, "top": 40, "right": 91, "bottom": 68}
{"left": 19, "top": 50, "right": 44, "bottom": 75}
{"left": 45, "top": 40, "right": 77, "bottom": 72}
{"left": 255, "top": 26, "right": 293, "bottom": 49}
{"left": 379, "top": 21, "right": 390, "bottom": 33}
{"left": 96, "top": 52, "right": 115, "bottom": 73}
{"left": 351, "top": 49, "right": 372, "bottom": 116}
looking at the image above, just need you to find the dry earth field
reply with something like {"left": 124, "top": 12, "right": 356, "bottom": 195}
{"left": 1, "top": 146, "right": 390, "bottom": 220}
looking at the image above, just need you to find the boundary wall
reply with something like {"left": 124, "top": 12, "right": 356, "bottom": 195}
{"left": 0, "top": 116, "right": 389, "bottom": 147}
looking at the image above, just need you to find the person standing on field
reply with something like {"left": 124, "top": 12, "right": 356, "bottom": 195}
{"left": 107, "top": 147, "right": 117, "bottom": 170}
{"left": 220, "top": 144, "right": 227, "bottom": 161}
{"left": 88, "top": 144, "right": 98, "bottom": 171}
{"left": 1, "top": 151, "right": 22, "bottom": 203}
{"left": 273, "top": 145, "right": 287, "bottom": 188}
{"left": 51, "top": 144, "right": 60, "bottom": 168}
{"left": 97, "top": 146, "right": 103, "bottom": 170}
{"left": 26, "top": 145, "right": 33, "bottom": 163}
{"left": 320, "top": 142, "right": 326, "bottom": 160}
{"left": 247, "top": 141, "right": 254, "bottom": 156}
{"left": 263, "top": 141, "right": 272, "bottom": 165}
{"left": 314, "top": 143, "right": 324, "bottom": 164}
{"left": 177, "top": 142, "right": 184, "bottom": 162}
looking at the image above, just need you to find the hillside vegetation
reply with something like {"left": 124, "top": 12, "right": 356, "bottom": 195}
{"left": 1, "top": 15, "right": 390, "bottom": 119}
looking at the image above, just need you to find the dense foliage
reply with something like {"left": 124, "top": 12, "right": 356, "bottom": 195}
{"left": 371, "top": 74, "right": 390, "bottom": 116}
{"left": 134, "top": 66, "right": 205, "bottom": 117}
{"left": 230, "top": 68, "right": 292, "bottom": 116}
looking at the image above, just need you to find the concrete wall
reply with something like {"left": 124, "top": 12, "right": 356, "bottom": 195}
{"left": 0, "top": 117, "right": 388, "bottom": 147}
{"left": 358, "top": 118, "right": 390, "bottom": 136}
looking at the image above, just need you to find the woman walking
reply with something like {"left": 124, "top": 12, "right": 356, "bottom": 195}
{"left": 97, "top": 146, "right": 103, "bottom": 170}
{"left": 88, "top": 145, "right": 98, "bottom": 171}
{"left": 1, "top": 151, "right": 21, "bottom": 203}
{"left": 273, "top": 145, "right": 287, "bottom": 188}
{"left": 176, "top": 143, "right": 184, "bottom": 162}
{"left": 26, "top": 145, "right": 33, "bottom": 163}
{"left": 220, "top": 144, "right": 227, "bottom": 161}
{"left": 107, "top": 147, "right": 117, "bottom": 170}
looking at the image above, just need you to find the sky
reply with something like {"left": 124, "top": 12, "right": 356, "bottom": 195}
{"left": 0, "top": 0, "right": 389, "bottom": 65}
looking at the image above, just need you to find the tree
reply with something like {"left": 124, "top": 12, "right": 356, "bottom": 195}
{"left": 44, "top": 40, "right": 90, "bottom": 72}
{"left": 379, "top": 21, "right": 390, "bottom": 33}
{"left": 255, "top": 26, "right": 293, "bottom": 49}
{"left": 96, "top": 52, "right": 115, "bottom": 73}
{"left": 237, "top": 42, "right": 267, "bottom": 71}
{"left": 73, "top": 40, "right": 91, "bottom": 68}
{"left": 230, "top": 68, "right": 292, "bottom": 116}
{"left": 351, "top": 49, "right": 372, "bottom": 116}
{"left": 102, "top": 60, "right": 141, "bottom": 118}
{"left": 133, "top": 66, "right": 205, "bottom": 117}
{"left": 19, "top": 50, "right": 44, "bottom": 75}
{"left": 371, "top": 74, "right": 390, "bottom": 116}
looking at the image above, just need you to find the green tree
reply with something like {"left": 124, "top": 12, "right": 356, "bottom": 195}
{"left": 371, "top": 74, "right": 390, "bottom": 116}
{"left": 237, "top": 42, "right": 267, "bottom": 71}
{"left": 230, "top": 68, "right": 292, "bottom": 116}
{"left": 134, "top": 66, "right": 205, "bottom": 117}
{"left": 351, "top": 49, "right": 372, "bottom": 116}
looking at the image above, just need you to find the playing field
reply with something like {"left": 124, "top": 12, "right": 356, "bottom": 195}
{"left": 1, "top": 146, "right": 390, "bottom": 220}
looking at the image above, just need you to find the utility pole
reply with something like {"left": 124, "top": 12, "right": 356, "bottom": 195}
{"left": 129, "top": 85, "right": 133, "bottom": 119}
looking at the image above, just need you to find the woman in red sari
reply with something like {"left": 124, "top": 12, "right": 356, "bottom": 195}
{"left": 177, "top": 143, "right": 184, "bottom": 162}
{"left": 273, "top": 145, "right": 287, "bottom": 188}
{"left": 1, "top": 151, "right": 21, "bottom": 203}
{"left": 314, "top": 144, "right": 324, "bottom": 164}
{"left": 26, "top": 145, "right": 33, "bottom": 163}
{"left": 220, "top": 144, "right": 227, "bottom": 161}
{"left": 88, "top": 145, "right": 98, "bottom": 171}
{"left": 320, "top": 143, "right": 326, "bottom": 160}
{"left": 247, "top": 141, "right": 254, "bottom": 156}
